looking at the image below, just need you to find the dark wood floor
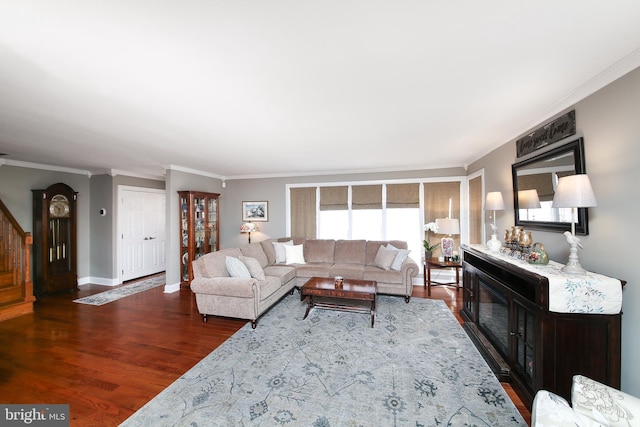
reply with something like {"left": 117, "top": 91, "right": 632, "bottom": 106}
{"left": 0, "top": 278, "right": 531, "bottom": 426}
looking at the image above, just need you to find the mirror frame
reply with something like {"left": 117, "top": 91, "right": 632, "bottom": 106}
{"left": 512, "top": 137, "right": 589, "bottom": 235}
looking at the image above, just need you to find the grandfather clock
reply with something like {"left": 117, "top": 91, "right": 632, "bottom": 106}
{"left": 32, "top": 183, "right": 78, "bottom": 297}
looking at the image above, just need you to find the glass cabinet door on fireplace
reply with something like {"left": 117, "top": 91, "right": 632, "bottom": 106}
{"left": 512, "top": 298, "right": 536, "bottom": 389}
{"left": 179, "top": 191, "right": 220, "bottom": 286}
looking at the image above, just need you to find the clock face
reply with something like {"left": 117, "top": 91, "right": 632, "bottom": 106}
{"left": 49, "top": 195, "right": 70, "bottom": 218}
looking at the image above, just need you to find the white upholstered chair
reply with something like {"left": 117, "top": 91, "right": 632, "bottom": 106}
{"left": 532, "top": 375, "right": 640, "bottom": 426}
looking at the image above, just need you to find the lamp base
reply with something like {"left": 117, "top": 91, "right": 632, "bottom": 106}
{"left": 562, "top": 242, "right": 586, "bottom": 275}
{"left": 486, "top": 234, "right": 501, "bottom": 252}
{"left": 441, "top": 236, "right": 454, "bottom": 260}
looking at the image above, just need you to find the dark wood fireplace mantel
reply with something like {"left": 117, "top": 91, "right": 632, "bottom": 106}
{"left": 460, "top": 244, "right": 623, "bottom": 410}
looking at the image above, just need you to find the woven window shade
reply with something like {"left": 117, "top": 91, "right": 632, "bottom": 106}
{"left": 290, "top": 187, "right": 316, "bottom": 238}
{"left": 518, "top": 173, "right": 554, "bottom": 202}
{"left": 423, "top": 182, "right": 460, "bottom": 221}
{"left": 424, "top": 182, "right": 461, "bottom": 255}
{"left": 319, "top": 186, "right": 348, "bottom": 211}
{"left": 386, "top": 183, "right": 419, "bottom": 208}
{"left": 468, "top": 176, "right": 483, "bottom": 244}
{"left": 352, "top": 185, "right": 382, "bottom": 210}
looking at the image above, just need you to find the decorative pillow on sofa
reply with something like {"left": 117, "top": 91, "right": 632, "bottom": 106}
{"left": 531, "top": 390, "right": 600, "bottom": 427}
{"left": 284, "top": 244, "right": 306, "bottom": 265}
{"left": 225, "top": 256, "right": 251, "bottom": 278}
{"left": 572, "top": 374, "right": 640, "bottom": 427}
{"left": 272, "top": 240, "right": 293, "bottom": 263}
{"left": 386, "top": 244, "right": 411, "bottom": 271}
{"left": 374, "top": 245, "right": 397, "bottom": 270}
{"left": 239, "top": 255, "right": 266, "bottom": 280}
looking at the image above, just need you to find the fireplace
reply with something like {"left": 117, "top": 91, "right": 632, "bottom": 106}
{"left": 477, "top": 276, "right": 509, "bottom": 358}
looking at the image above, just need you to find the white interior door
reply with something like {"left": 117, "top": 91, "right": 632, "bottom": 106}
{"left": 119, "top": 187, "right": 166, "bottom": 282}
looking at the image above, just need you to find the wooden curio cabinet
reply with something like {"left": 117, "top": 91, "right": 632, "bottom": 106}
{"left": 32, "top": 183, "right": 78, "bottom": 298}
{"left": 178, "top": 191, "right": 219, "bottom": 286}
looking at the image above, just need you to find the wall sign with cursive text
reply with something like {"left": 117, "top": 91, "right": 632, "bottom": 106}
{"left": 516, "top": 110, "right": 576, "bottom": 158}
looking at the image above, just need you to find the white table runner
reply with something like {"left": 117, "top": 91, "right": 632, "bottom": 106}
{"left": 467, "top": 244, "right": 623, "bottom": 314}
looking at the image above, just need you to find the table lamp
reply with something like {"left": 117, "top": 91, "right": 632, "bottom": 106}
{"left": 518, "top": 189, "right": 541, "bottom": 220}
{"left": 552, "top": 174, "right": 597, "bottom": 274}
{"left": 436, "top": 218, "right": 460, "bottom": 261}
{"left": 240, "top": 222, "right": 258, "bottom": 243}
{"left": 485, "top": 191, "right": 505, "bottom": 252}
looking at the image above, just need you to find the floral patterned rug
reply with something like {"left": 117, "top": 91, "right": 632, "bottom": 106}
{"left": 73, "top": 274, "right": 165, "bottom": 306}
{"left": 120, "top": 294, "right": 526, "bottom": 426}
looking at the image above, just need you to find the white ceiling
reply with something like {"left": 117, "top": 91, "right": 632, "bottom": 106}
{"left": 1, "top": 1, "right": 640, "bottom": 180}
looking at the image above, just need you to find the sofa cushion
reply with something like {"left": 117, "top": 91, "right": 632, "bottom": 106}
{"left": 294, "top": 263, "right": 332, "bottom": 279}
{"left": 239, "top": 256, "right": 266, "bottom": 280}
{"left": 330, "top": 263, "right": 364, "bottom": 279}
{"left": 226, "top": 256, "right": 251, "bottom": 278}
{"left": 285, "top": 244, "right": 306, "bottom": 265}
{"left": 240, "top": 243, "right": 269, "bottom": 268}
{"left": 200, "top": 248, "right": 243, "bottom": 277}
{"left": 272, "top": 240, "right": 294, "bottom": 263}
{"left": 263, "top": 265, "right": 297, "bottom": 285}
{"left": 387, "top": 244, "right": 411, "bottom": 271}
{"left": 304, "top": 239, "right": 335, "bottom": 263}
{"left": 257, "top": 277, "right": 282, "bottom": 301}
{"left": 334, "top": 240, "right": 366, "bottom": 264}
{"left": 363, "top": 265, "right": 403, "bottom": 283}
{"left": 374, "top": 246, "right": 396, "bottom": 270}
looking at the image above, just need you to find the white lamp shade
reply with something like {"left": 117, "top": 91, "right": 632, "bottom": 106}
{"left": 518, "top": 189, "right": 541, "bottom": 209}
{"left": 240, "top": 222, "right": 258, "bottom": 233}
{"left": 552, "top": 174, "right": 597, "bottom": 208}
{"left": 436, "top": 218, "right": 460, "bottom": 235}
{"left": 485, "top": 191, "right": 505, "bottom": 211}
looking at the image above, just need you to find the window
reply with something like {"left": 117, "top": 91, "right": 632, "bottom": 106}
{"left": 289, "top": 179, "right": 463, "bottom": 266}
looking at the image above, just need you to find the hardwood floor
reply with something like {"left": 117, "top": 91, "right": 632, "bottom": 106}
{"left": 0, "top": 277, "right": 531, "bottom": 426}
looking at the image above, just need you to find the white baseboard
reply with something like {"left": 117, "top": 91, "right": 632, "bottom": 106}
{"left": 78, "top": 276, "right": 120, "bottom": 287}
{"left": 164, "top": 282, "right": 181, "bottom": 293}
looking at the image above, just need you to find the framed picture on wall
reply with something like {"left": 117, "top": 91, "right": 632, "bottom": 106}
{"left": 242, "top": 201, "right": 268, "bottom": 222}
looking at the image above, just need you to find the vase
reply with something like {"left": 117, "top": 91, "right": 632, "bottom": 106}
{"left": 424, "top": 250, "right": 432, "bottom": 260}
{"left": 487, "top": 234, "right": 502, "bottom": 252}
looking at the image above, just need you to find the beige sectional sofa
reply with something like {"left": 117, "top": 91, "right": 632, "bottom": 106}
{"left": 190, "top": 238, "right": 419, "bottom": 328}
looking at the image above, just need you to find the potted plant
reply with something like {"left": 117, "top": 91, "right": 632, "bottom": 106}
{"left": 423, "top": 222, "right": 440, "bottom": 259}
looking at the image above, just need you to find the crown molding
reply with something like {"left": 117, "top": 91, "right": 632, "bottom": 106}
{"left": 165, "top": 164, "right": 225, "bottom": 180}
{"left": 0, "top": 158, "right": 92, "bottom": 176}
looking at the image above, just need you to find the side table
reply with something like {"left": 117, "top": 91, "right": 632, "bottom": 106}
{"left": 423, "top": 258, "right": 462, "bottom": 296}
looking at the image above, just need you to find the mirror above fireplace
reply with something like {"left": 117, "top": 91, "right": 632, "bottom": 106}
{"left": 512, "top": 137, "right": 589, "bottom": 235}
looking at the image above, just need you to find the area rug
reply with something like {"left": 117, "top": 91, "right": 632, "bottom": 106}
{"left": 120, "top": 294, "right": 526, "bottom": 427}
{"left": 73, "top": 274, "right": 165, "bottom": 306}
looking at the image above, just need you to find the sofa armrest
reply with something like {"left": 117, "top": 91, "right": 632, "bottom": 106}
{"left": 190, "top": 277, "right": 257, "bottom": 298}
{"left": 532, "top": 390, "right": 600, "bottom": 427}
{"left": 572, "top": 375, "right": 640, "bottom": 426}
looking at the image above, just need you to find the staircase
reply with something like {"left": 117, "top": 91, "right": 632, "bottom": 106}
{"left": 0, "top": 198, "right": 35, "bottom": 321}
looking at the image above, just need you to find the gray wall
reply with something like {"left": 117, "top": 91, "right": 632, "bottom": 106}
{"left": 0, "top": 165, "right": 91, "bottom": 279}
{"left": 468, "top": 66, "right": 640, "bottom": 396}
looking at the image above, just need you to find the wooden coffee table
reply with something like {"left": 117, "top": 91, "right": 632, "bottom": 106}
{"left": 300, "top": 277, "right": 377, "bottom": 328}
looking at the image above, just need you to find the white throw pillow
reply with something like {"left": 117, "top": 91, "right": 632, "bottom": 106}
{"left": 225, "top": 256, "right": 251, "bottom": 278}
{"left": 239, "top": 256, "right": 266, "bottom": 281}
{"left": 272, "top": 240, "right": 293, "bottom": 264}
{"left": 284, "top": 244, "right": 306, "bottom": 265}
{"left": 374, "top": 245, "right": 396, "bottom": 270}
{"left": 387, "top": 244, "right": 410, "bottom": 271}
